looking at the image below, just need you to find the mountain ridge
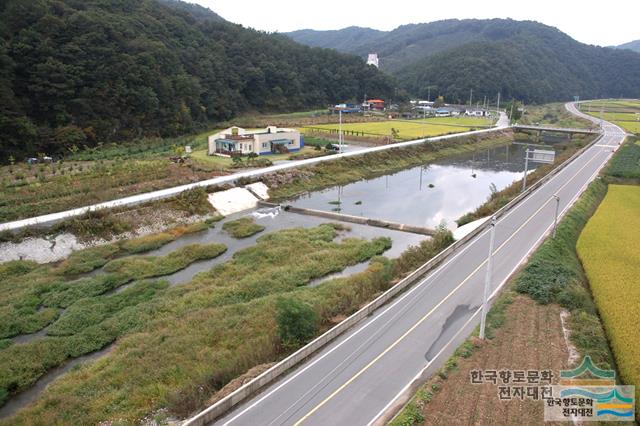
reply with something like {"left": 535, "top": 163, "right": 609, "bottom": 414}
{"left": 286, "top": 19, "right": 640, "bottom": 104}
{"left": 615, "top": 39, "right": 640, "bottom": 53}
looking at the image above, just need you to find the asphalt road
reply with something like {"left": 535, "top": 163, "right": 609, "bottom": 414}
{"left": 207, "top": 103, "right": 626, "bottom": 426}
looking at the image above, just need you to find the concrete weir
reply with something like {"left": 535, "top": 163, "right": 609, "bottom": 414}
{"left": 258, "top": 201, "right": 436, "bottom": 236}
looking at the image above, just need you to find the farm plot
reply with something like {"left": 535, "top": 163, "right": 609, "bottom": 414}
{"left": 302, "top": 117, "right": 491, "bottom": 140}
{"left": 583, "top": 100, "right": 640, "bottom": 134}
{"left": 577, "top": 185, "right": 640, "bottom": 406}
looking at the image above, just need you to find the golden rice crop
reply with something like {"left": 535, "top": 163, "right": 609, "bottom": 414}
{"left": 577, "top": 184, "right": 640, "bottom": 402}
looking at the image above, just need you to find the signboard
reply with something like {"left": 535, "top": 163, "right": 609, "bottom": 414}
{"left": 528, "top": 149, "right": 555, "bottom": 164}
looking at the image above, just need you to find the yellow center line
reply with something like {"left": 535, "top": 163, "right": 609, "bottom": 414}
{"left": 293, "top": 149, "right": 604, "bottom": 425}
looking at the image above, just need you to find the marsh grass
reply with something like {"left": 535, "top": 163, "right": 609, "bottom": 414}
{"left": 221, "top": 217, "right": 265, "bottom": 238}
{"left": 0, "top": 240, "right": 227, "bottom": 406}
{"left": 104, "top": 243, "right": 227, "bottom": 278}
{"left": 56, "top": 222, "right": 210, "bottom": 276}
{"left": 0, "top": 225, "right": 450, "bottom": 424}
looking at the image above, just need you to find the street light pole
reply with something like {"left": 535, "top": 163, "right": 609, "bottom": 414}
{"left": 479, "top": 216, "right": 497, "bottom": 340}
{"left": 553, "top": 195, "right": 560, "bottom": 238}
{"left": 522, "top": 148, "right": 530, "bottom": 192}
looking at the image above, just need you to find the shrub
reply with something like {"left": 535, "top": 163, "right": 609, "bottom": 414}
{"left": 276, "top": 297, "right": 319, "bottom": 349}
{"left": 55, "top": 209, "right": 132, "bottom": 241}
{"left": 173, "top": 187, "right": 211, "bottom": 215}
{"left": 514, "top": 180, "right": 606, "bottom": 308}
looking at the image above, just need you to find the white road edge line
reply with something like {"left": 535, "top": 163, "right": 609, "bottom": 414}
{"left": 219, "top": 125, "right": 608, "bottom": 426}
{"left": 207, "top": 107, "right": 614, "bottom": 425}
{"left": 366, "top": 145, "right": 613, "bottom": 426}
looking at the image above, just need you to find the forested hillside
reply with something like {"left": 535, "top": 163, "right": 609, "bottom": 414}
{"left": 288, "top": 19, "right": 640, "bottom": 104}
{"left": 0, "top": 0, "right": 393, "bottom": 162}
{"left": 288, "top": 20, "right": 513, "bottom": 73}
{"left": 616, "top": 39, "right": 640, "bottom": 53}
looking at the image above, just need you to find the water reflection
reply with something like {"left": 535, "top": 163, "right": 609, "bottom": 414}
{"left": 287, "top": 143, "right": 539, "bottom": 229}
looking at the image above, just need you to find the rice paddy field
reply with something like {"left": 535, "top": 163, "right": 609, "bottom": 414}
{"left": 577, "top": 184, "right": 640, "bottom": 406}
{"left": 582, "top": 100, "right": 640, "bottom": 134}
{"left": 302, "top": 117, "right": 493, "bottom": 140}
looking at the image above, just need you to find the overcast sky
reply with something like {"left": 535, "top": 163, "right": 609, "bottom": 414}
{"left": 194, "top": 0, "right": 638, "bottom": 47}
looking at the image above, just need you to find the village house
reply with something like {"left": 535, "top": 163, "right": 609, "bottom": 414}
{"left": 465, "top": 108, "right": 491, "bottom": 117}
{"left": 363, "top": 99, "right": 385, "bottom": 111}
{"left": 208, "top": 126, "right": 302, "bottom": 157}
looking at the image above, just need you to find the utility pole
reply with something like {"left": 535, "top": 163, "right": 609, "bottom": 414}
{"left": 552, "top": 195, "right": 560, "bottom": 238}
{"left": 509, "top": 102, "right": 514, "bottom": 124}
{"left": 339, "top": 109, "right": 343, "bottom": 153}
{"left": 496, "top": 92, "right": 501, "bottom": 112}
{"left": 522, "top": 148, "right": 530, "bottom": 192}
{"left": 427, "top": 86, "right": 431, "bottom": 102}
{"left": 469, "top": 89, "right": 473, "bottom": 107}
{"left": 479, "top": 216, "right": 497, "bottom": 340}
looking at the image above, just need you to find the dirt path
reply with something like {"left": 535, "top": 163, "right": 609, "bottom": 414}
{"left": 420, "top": 294, "right": 570, "bottom": 425}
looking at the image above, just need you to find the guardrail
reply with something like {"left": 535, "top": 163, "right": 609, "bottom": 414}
{"left": 183, "top": 128, "right": 604, "bottom": 426}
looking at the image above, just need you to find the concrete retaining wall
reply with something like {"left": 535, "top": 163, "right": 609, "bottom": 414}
{"left": 281, "top": 205, "right": 436, "bottom": 236}
{"left": 183, "top": 129, "right": 604, "bottom": 426}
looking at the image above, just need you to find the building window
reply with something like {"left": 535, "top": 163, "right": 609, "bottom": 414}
{"left": 262, "top": 142, "right": 268, "bottom": 149}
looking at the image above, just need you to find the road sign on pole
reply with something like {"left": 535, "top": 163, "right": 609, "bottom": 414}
{"left": 522, "top": 149, "right": 556, "bottom": 192}
{"left": 530, "top": 149, "right": 556, "bottom": 164}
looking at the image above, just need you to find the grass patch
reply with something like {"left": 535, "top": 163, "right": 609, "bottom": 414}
{"left": 0, "top": 224, "right": 219, "bottom": 339}
{"left": 0, "top": 241, "right": 227, "bottom": 404}
{"left": 221, "top": 217, "right": 265, "bottom": 238}
{"left": 577, "top": 185, "right": 640, "bottom": 404}
{"left": 520, "top": 102, "right": 593, "bottom": 129}
{"left": 104, "top": 243, "right": 227, "bottom": 278}
{"left": 514, "top": 179, "right": 614, "bottom": 369}
{"left": 1, "top": 226, "right": 453, "bottom": 424}
{"left": 0, "top": 159, "right": 216, "bottom": 223}
{"left": 56, "top": 222, "right": 210, "bottom": 275}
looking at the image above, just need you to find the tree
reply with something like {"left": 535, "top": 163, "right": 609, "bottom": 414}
{"left": 505, "top": 100, "right": 523, "bottom": 122}
{"left": 0, "top": 0, "right": 395, "bottom": 163}
{"left": 246, "top": 152, "right": 258, "bottom": 165}
{"left": 275, "top": 297, "right": 319, "bottom": 349}
{"left": 433, "top": 96, "right": 445, "bottom": 107}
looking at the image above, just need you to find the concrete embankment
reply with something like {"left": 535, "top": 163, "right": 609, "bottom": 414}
{"left": 258, "top": 201, "right": 436, "bottom": 236}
